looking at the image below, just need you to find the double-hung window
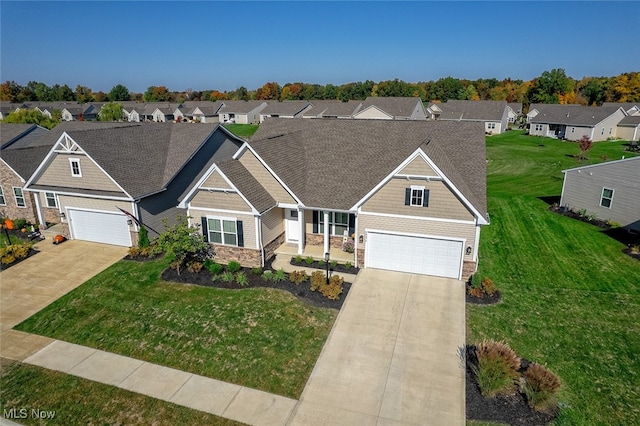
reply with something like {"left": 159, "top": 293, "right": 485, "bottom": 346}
{"left": 13, "top": 187, "right": 25, "bottom": 208}
{"left": 405, "top": 186, "right": 430, "bottom": 207}
{"left": 204, "top": 217, "right": 244, "bottom": 247}
{"left": 45, "top": 192, "right": 57, "bottom": 208}
{"left": 600, "top": 188, "right": 614, "bottom": 208}
{"left": 318, "top": 212, "right": 349, "bottom": 236}
{"left": 0, "top": 186, "right": 5, "bottom": 206}
{"left": 69, "top": 158, "right": 82, "bottom": 177}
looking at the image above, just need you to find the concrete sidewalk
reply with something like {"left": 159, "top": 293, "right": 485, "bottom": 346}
{"left": 24, "top": 340, "right": 297, "bottom": 426}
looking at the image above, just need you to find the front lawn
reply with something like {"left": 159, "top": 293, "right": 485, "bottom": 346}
{"left": 468, "top": 131, "right": 640, "bottom": 424}
{"left": 0, "top": 359, "right": 242, "bottom": 425}
{"left": 15, "top": 257, "right": 337, "bottom": 399}
{"left": 223, "top": 123, "right": 259, "bottom": 138}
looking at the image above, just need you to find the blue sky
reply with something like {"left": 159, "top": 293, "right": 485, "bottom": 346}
{"left": 1, "top": 1, "right": 639, "bottom": 93}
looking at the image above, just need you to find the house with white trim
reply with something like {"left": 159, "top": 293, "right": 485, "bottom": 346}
{"left": 434, "top": 100, "right": 509, "bottom": 134}
{"left": 23, "top": 123, "right": 244, "bottom": 245}
{"left": 180, "top": 119, "right": 488, "bottom": 280}
{"left": 352, "top": 97, "right": 427, "bottom": 120}
{"left": 528, "top": 104, "right": 627, "bottom": 141}
{"left": 560, "top": 156, "right": 640, "bottom": 231}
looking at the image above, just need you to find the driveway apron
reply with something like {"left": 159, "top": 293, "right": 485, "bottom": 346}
{"left": 288, "top": 269, "right": 466, "bottom": 425}
{"left": 0, "top": 238, "right": 127, "bottom": 361}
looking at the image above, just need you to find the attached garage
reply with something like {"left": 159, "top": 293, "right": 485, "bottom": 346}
{"left": 68, "top": 209, "right": 131, "bottom": 246}
{"left": 365, "top": 231, "right": 464, "bottom": 279}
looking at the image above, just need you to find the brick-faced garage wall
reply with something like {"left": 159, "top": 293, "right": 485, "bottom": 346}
{"left": 0, "top": 162, "right": 39, "bottom": 225}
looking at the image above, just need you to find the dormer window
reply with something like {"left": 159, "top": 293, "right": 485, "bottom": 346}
{"left": 69, "top": 158, "right": 82, "bottom": 177}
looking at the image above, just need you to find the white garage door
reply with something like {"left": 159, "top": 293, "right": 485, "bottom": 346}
{"left": 68, "top": 209, "right": 131, "bottom": 246}
{"left": 366, "top": 232, "right": 463, "bottom": 279}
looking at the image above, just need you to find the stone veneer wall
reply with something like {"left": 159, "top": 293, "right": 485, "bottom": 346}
{"left": 212, "top": 244, "right": 261, "bottom": 268}
{"left": 356, "top": 249, "right": 365, "bottom": 268}
{"left": 462, "top": 260, "right": 477, "bottom": 282}
{"left": 305, "top": 234, "right": 344, "bottom": 249}
{"left": 263, "top": 232, "right": 285, "bottom": 262}
{"left": 59, "top": 223, "right": 71, "bottom": 239}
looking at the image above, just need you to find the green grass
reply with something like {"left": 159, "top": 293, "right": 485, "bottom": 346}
{"left": 468, "top": 131, "right": 640, "bottom": 424}
{"left": 15, "top": 257, "right": 337, "bottom": 399}
{"left": 223, "top": 123, "right": 259, "bottom": 138}
{"left": 0, "top": 359, "right": 243, "bottom": 425}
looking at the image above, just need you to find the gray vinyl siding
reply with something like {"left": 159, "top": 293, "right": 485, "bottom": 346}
{"left": 36, "top": 153, "right": 123, "bottom": 192}
{"left": 261, "top": 207, "right": 284, "bottom": 244}
{"left": 357, "top": 213, "right": 478, "bottom": 261}
{"left": 138, "top": 128, "right": 243, "bottom": 237}
{"left": 361, "top": 177, "right": 474, "bottom": 221}
{"left": 561, "top": 158, "right": 640, "bottom": 230}
{"left": 565, "top": 126, "right": 593, "bottom": 141}
{"left": 399, "top": 157, "right": 437, "bottom": 176}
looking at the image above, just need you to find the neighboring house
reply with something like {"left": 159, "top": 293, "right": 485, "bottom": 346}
{"left": 301, "top": 100, "right": 363, "bottom": 119}
{"left": 528, "top": 104, "right": 627, "bottom": 141}
{"left": 121, "top": 102, "right": 143, "bottom": 122}
{"left": 259, "top": 101, "right": 312, "bottom": 122}
{"left": 218, "top": 101, "right": 268, "bottom": 124}
{"left": 434, "top": 100, "right": 509, "bottom": 134}
{"left": 560, "top": 156, "right": 640, "bottom": 231}
{"left": 602, "top": 102, "right": 640, "bottom": 116}
{"left": 425, "top": 102, "right": 442, "bottom": 120}
{"left": 617, "top": 116, "right": 640, "bottom": 141}
{"left": 189, "top": 101, "right": 225, "bottom": 123}
{"left": 352, "top": 97, "right": 427, "bottom": 120}
{"left": 24, "top": 123, "right": 244, "bottom": 245}
{"left": 61, "top": 105, "right": 84, "bottom": 121}
{"left": 507, "top": 103, "right": 523, "bottom": 123}
{"left": 0, "top": 102, "right": 30, "bottom": 119}
{"left": 149, "top": 103, "right": 182, "bottom": 122}
{"left": 0, "top": 123, "right": 53, "bottom": 226}
{"left": 180, "top": 119, "right": 488, "bottom": 280}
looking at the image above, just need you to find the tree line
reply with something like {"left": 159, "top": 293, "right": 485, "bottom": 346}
{"left": 1, "top": 69, "right": 638, "bottom": 106}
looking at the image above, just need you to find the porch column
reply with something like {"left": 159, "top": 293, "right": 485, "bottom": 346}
{"left": 33, "top": 191, "right": 46, "bottom": 229}
{"left": 297, "top": 208, "right": 304, "bottom": 255}
{"left": 323, "top": 211, "right": 330, "bottom": 255}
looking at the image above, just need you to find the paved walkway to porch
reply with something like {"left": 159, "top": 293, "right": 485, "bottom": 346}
{"left": 274, "top": 243, "right": 355, "bottom": 264}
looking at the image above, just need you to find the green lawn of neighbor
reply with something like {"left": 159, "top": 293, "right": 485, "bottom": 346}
{"left": 0, "top": 359, "right": 243, "bottom": 425}
{"left": 223, "top": 123, "right": 259, "bottom": 138}
{"left": 15, "top": 257, "right": 337, "bottom": 399}
{"left": 468, "top": 131, "right": 640, "bottom": 425}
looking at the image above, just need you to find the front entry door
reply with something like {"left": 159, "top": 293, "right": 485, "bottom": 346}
{"left": 285, "top": 209, "right": 299, "bottom": 242}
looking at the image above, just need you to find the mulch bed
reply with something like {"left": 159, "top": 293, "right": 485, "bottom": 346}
{"left": 289, "top": 257, "right": 359, "bottom": 275}
{"left": 466, "top": 348, "right": 558, "bottom": 425}
{"left": 465, "top": 280, "right": 502, "bottom": 305}
{"left": 622, "top": 248, "right": 640, "bottom": 261}
{"left": 0, "top": 247, "right": 39, "bottom": 271}
{"left": 160, "top": 259, "right": 351, "bottom": 310}
{"left": 549, "top": 205, "right": 610, "bottom": 229}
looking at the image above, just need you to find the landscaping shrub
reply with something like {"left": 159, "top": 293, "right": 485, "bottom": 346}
{"left": 138, "top": 225, "right": 150, "bottom": 248}
{"left": 631, "top": 243, "right": 640, "bottom": 254}
{"left": 227, "top": 260, "right": 241, "bottom": 273}
{"left": 320, "top": 275, "right": 344, "bottom": 300}
{"left": 521, "top": 363, "right": 561, "bottom": 412}
{"left": 235, "top": 271, "right": 249, "bottom": 286}
{"left": 187, "top": 261, "right": 203, "bottom": 273}
{"left": 289, "top": 270, "right": 308, "bottom": 285}
{"left": 0, "top": 243, "right": 31, "bottom": 265}
{"left": 251, "top": 267, "right": 263, "bottom": 276}
{"left": 342, "top": 239, "right": 354, "bottom": 253}
{"left": 345, "top": 261, "right": 353, "bottom": 269}
{"left": 12, "top": 218, "right": 28, "bottom": 230}
{"left": 471, "top": 340, "right": 521, "bottom": 398}
{"left": 294, "top": 255, "right": 303, "bottom": 264}
{"left": 206, "top": 261, "right": 223, "bottom": 275}
{"left": 482, "top": 277, "right": 497, "bottom": 296}
{"left": 330, "top": 260, "right": 338, "bottom": 269}
{"left": 128, "top": 246, "right": 142, "bottom": 257}
{"left": 273, "top": 268, "right": 287, "bottom": 283}
{"left": 304, "top": 256, "right": 314, "bottom": 265}
{"left": 220, "top": 271, "right": 234, "bottom": 283}
{"left": 310, "top": 271, "right": 325, "bottom": 291}
{"left": 151, "top": 216, "right": 212, "bottom": 275}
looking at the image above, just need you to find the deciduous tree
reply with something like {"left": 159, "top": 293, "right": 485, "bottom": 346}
{"left": 109, "top": 84, "right": 131, "bottom": 101}
{"left": 98, "top": 102, "right": 123, "bottom": 121}
{"left": 1, "top": 108, "right": 59, "bottom": 129}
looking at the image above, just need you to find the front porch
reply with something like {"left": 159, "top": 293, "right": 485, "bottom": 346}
{"left": 273, "top": 243, "right": 355, "bottom": 264}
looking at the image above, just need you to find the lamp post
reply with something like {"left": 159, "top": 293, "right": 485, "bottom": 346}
{"left": 324, "top": 252, "right": 330, "bottom": 284}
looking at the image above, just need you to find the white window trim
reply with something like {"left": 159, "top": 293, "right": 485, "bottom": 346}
{"left": 45, "top": 192, "right": 58, "bottom": 208}
{"left": 410, "top": 185, "right": 425, "bottom": 207}
{"left": 0, "top": 186, "right": 5, "bottom": 206}
{"left": 534, "top": 124, "right": 543, "bottom": 132}
{"left": 69, "top": 158, "right": 82, "bottom": 177}
{"left": 600, "top": 187, "right": 614, "bottom": 209}
{"left": 12, "top": 186, "right": 26, "bottom": 208}
{"left": 207, "top": 216, "right": 238, "bottom": 246}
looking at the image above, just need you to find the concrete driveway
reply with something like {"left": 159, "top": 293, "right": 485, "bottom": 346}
{"left": 288, "top": 269, "right": 466, "bottom": 425}
{"left": 0, "top": 237, "right": 127, "bottom": 361}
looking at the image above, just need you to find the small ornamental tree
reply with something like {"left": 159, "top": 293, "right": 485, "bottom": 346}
{"left": 150, "top": 215, "right": 212, "bottom": 275}
{"left": 138, "top": 225, "right": 150, "bottom": 248}
{"left": 578, "top": 135, "right": 593, "bottom": 161}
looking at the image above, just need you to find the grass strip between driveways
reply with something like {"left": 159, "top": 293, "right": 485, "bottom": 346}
{"left": 0, "top": 358, "right": 243, "bottom": 425}
{"left": 467, "top": 131, "right": 640, "bottom": 425}
{"left": 14, "top": 257, "right": 337, "bottom": 399}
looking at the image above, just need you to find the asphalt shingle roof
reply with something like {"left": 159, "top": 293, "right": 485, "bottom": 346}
{"left": 219, "top": 100, "right": 267, "bottom": 114}
{"left": 529, "top": 104, "right": 623, "bottom": 126}
{"left": 248, "top": 119, "right": 487, "bottom": 218}
{"left": 260, "top": 101, "right": 311, "bottom": 116}
{"left": 217, "top": 160, "right": 276, "bottom": 213}
{"left": 437, "top": 100, "right": 507, "bottom": 121}
{"left": 618, "top": 115, "right": 640, "bottom": 126}
{"left": 359, "top": 97, "right": 423, "bottom": 118}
